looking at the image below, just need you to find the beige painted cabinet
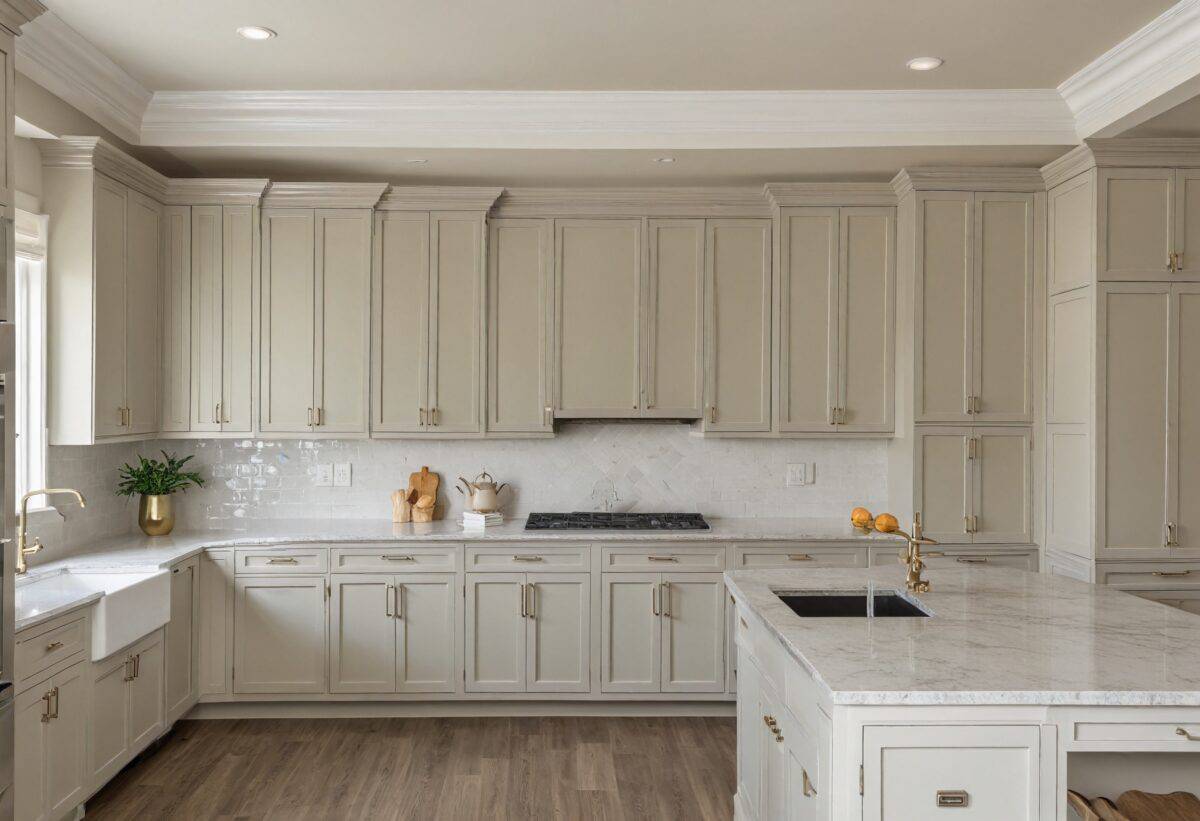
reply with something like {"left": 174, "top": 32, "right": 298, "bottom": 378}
{"left": 915, "top": 192, "right": 1033, "bottom": 423}
{"left": 1097, "top": 167, "right": 1200, "bottom": 281}
{"left": 704, "top": 219, "right": 772, "bottom": 431}
{"left": 777, "top": 207, "right": 894, "bottom": 433}
{"left": 165, "top": 557, "right": 199, "bottom": 724}
{"left": 160, "top": 206, "right": 191, "bottom": 432}
{"left": 645, "top": 219, "right": 705, "bottom": 417}
{"left": 88, "top": 631, "right": 163, "bottom": 791}
{"left": 261, "top": 208, "right": 371, "bottom": 435}
{"left": 329, "top": 573, "right": 456, "bottom": 694}
{"left": 15, "top": 662, "right": 87, "bottom": 821}
{"left": 373, "top": 211, "right": 486, "bottom": 434}
{"left": 197, "top": 549, "right": 233, "bottom": 696}
{"left": 233, "top": 576, "right": 327, "bottom": 693}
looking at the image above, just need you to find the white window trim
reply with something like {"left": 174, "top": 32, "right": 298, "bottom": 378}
{"left": 15, "top": 208, "right": 48, "bottom": 511}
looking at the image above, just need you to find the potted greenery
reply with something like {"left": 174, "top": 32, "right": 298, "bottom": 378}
{"left": 117, "top": 451, "right": 205, "bottom": 536}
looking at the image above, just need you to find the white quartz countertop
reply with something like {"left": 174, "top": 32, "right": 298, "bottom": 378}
{"left": 724, "top": 565, "right": 1200, "bottom": 707}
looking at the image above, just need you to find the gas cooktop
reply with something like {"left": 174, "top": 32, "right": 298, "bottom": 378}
{"left": 524, "top": 512, "right": 710, "bottom": 531}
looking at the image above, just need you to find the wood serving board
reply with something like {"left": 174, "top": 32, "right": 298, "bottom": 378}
{"left": 407, "top": 467, "right": 441, "bottom": 519}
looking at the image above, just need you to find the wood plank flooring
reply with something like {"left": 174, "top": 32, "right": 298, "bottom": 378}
{"left": 84, "top": 716, "right": 736, "bottom": 820}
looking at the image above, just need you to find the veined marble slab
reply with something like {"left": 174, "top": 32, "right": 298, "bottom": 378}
{"left": 725, "top": 565, "right": 1200, "bottom": 707}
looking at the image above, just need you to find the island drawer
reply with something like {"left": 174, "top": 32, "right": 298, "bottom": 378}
{"left": 735, "top": 604, "right": 785, "bottom": 693}
{"left": 601, "top": 545, "right": 725, "bottom": 572}
{"left": 235, "top": 547, "right": 329, "bottom": 575}
{"left": 732, "top": 544, "right": 866, "bottom": 570}
{"left": 16, "top": 614, "right": 88, "bottom": 685}
{"left": 868, "top": 546, "right": 1038, "bottom": 572}
{"left": 465, "top": 545, "right": 589, "bottom": 572}
{"left": 1071, "top": 720, "right": 1200, "bottom": 748}
{"left": 331, "top": 545, "right": 459, "bottom": 573}
{"left": 1098, "top": 561, "right": 1200, "bottom": 589}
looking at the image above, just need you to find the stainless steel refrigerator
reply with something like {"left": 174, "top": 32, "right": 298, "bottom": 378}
{"left": 0, "top": 213, "right": 16, "bottom": 817}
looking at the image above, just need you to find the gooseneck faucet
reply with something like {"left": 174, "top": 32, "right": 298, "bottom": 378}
{"left": 16, "top": 488, "right": 86, "bottom": 575}
{"left": 851, "top": 508, "right": 941, "bottom": 593}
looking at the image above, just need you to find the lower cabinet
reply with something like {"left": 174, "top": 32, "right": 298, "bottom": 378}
{"left": 1130, "top": 588, "right": 1200, "bottom": 616}
{"left": 89, "top": 630, "right": 164, "bottom": 792}
{"left": 329, "top": 573, "right": 456, "bottom": 693}
{"left": 601, "top": 572, "right": 725, "bottom": 693}
{"left": 165, "top": 556, "right": 199, "bottom": 724}
{"left": 465, "top": 573, "right": 590, "bottom": 693}
{"left": 233, "top": 576, "right": 327, "bottom": 693}
{"left": 15, "top": 662, "right": 87, "bottom": 821}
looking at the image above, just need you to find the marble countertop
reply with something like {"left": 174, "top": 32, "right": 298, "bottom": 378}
{"left": 725, "top": 565, "right": 1200, "bottom": 707}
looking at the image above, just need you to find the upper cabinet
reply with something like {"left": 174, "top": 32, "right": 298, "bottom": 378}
{"left": 644, "top": 219, "right": 705, "bottom": 418}
{"left": 1098, "top": 167, "right": 1200, "bottom": 281}
{"left": 777, "top": 207, "right": 894, "bottom": 434}
{"left": 915, "top": 191, "right": 1033, "bottom": 424}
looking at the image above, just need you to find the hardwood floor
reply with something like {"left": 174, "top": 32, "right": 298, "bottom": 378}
{"left": 84, "top": 716, "right": 736, "bottom": 820}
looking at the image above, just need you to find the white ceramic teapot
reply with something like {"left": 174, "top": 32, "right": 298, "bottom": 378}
{"left": 456, "top": 471, "right": 508, "bottom": 513}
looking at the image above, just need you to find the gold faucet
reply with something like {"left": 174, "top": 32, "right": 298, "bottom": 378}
{"left": 16, "top": 488, "right": 86, "bottom": 575}
{"left": 851, "top": 508, "right": 940, "bottom": 593}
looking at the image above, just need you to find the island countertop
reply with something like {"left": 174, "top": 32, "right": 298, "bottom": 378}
{"left": 724, "top": 565, "right": 1200, "bottom": 707}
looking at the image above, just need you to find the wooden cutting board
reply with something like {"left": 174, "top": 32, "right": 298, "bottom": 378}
{"left": 1117, "top": 791, "right": 1200, "bottom": 821}
{"left": 407, "top": 467, "right": 441, "bottom": 519}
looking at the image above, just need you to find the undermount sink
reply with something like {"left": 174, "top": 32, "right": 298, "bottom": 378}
{"left": 62, "top": 570, "right": 170, "bottom": 659}
{"left": 776, "top": 589, "right": 931, "bottom": 618}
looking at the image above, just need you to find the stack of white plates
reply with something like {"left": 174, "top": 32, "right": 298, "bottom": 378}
{"left": 461, "top": 511, "right": 503, "bottom": 528}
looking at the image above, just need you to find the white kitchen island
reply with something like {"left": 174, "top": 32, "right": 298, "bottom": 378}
{"left": 724, "top": 564, "right": 1200, "bottom": 821}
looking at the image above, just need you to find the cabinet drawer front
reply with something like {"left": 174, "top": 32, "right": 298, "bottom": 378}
{"left": 869, "top": 546, "right": 1038, "bottom": 572}
{"left": 1099, "top": 562, "right": 1200, "bottom": 589}
{"left": 235, "top": 547, "right": 329, "bottom": 575}
{"left": 465, "top": 545, "right": 589, "bottom": 572}
{"left": 331, "top": 545, "right": 459, "bottom": 573}
{"left": 16, "top": 616, "right": 87, "bottom": 683}
{"left": 732, "top": 544, "right": 866, "bottom": 569}
{"left": 601, "top": 545, "right": 725, "bottom": 572}
{"left": 1072, "top": 720, "right": 1200, "bottom": 747}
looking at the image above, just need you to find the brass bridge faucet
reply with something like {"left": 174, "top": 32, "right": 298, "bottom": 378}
{"left": 851, "top": 508, "right": 940, "bottom": 593}
{"left": 16, "top": 488, "right": 86, "bottom": 575}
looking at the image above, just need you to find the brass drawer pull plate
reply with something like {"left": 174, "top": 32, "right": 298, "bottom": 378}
{"left": 381, "top": 554, "right": 415, "bottom": 561}
{"left": 514, "top": 555, "right": 543, "bottom": 562}
{"left": 936, "top": 790, "right": 969, "bottom": 807}
{"left": 45, "top": 640, "right": 64, "bottom": 652}
{"left": 647, "top": 555, "right": 677, "bottom": 562}
{"left": 1154, "top": 569, "right": 1191, "bottom": 577}
{"left": 267, "top": 557, "right": 299, "bottom": 564}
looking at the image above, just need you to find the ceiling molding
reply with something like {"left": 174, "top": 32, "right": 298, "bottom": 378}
{"left": 36, "top": 135, "right": 168, "bottom": 200}
{"left": 262, "top": 182, "right": 389, "bottom": 209}
{"left": 890, "top": 167, "right": 1046, "bottom": 198}
{"left": 377, "top": 186, "right": 504, "bottom": 211}
{"left": 15, "top": 12, "right": 151, "bottom": 143}
{"left": 162, "top": 179, "right": 270, "bottom": 206}
{"left": 492, "top": 187, "right": 771, "bottom": 218}
{"left": 139, "top": 89, "right": 1079, "bottom": 151}
{"left": 1041, "top": 138, "right": 1200, "bottom": 186}
{"left": 1059, "top": 0, "right": 1200, "bottom": 139}
{"left": 1039, "top": 145, "right": 1095, "bottom": 189}
{"left": 0, "top": 0, "right": 45, "bottom": 36}
{"left": 763, "top": 183, "right": 897, "bottom": 208}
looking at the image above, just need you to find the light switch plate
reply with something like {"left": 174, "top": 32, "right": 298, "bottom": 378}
{"left": 313, "top": 464, "right": 333, "bottom": 487}
{"left": 333, "top": 462, "right": 352, "bottom": 487}
{"left": 786, "top": 463, "right": 807, "bottom": 487}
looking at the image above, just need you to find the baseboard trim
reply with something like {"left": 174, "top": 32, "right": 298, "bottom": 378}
{"left": 186, "top": 700, "right": 737, "bottom": 720}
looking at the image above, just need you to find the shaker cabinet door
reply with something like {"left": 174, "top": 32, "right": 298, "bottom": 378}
{"left": 190, "top": 205, "right": 223, "bottom": 433}
{"left": 314, "top": 209, "right": 371, "bottom": 434}
{"left": 1175, "top": 284, "right": 1200, "bottom": 553}
{"left": 372, "top": 212, "right": 430, "bottom": 433}
{"left": 329, "top": 575, "right": 397, "bottom": 693}
{"left": 525, "top": 573, "right": 590, "bottom": 693}
{"left": 44, "top": 664, "right": 88, "bottom": 820}
{"left": 160, "top": 205, "right": 191, "bottom": 433}
{"left": 465, "top": 575, "right": 527, "bottom": 693}
{"left": 234, "top": 576, "right": 327, "bottom": 693}
{"left": 601, "top": 573, "right": 661, "bottom": 693}
{"left": 221, "top": 205, "right": 257, "bottom": 432}
{"left": 645, "top": 219, "right": 704, "bottom": 418}
{"left": 15, "top": 685, "right": 48, "bottom": 821}
{"left": 1098, "top": 168, "right": 1175, "bottom": 281}
{"left": 915, "top": 193, "right": 972, "bottom": 422}
{"left": 972, "top": 429, "right": 1032, "bottom": 544}
{"left": 838, "top": 207, "right": 894, "bottom": 432}
{"left": 260, "top": 209, "right": 316, "bottom": 433}
{"left": 165, "top": 558, "right": 199, "bottom": 723}
{"left": 93, "top": 175, "right": 128, "bottom": 438}
{"left": 124, "top": 189, "right": 161, "bottom": 435}
{"left": 914, "top": 427, "right": 971, "bottom": 544}
{"left": 428, "top": 212, "right": 485, "bottom": 433}
{"left": 395, "top": 574, "right": 457, "bottom": 693}
{"left": 660, "top": 573, "right": 725, "bottom": 693}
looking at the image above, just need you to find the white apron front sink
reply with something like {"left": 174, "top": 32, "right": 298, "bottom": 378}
{"left": 65, "top": 570, "right": 171, "bottom": 660}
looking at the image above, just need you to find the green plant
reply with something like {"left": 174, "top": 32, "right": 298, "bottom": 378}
{"left": 116, "top": 451, "right": 205, "bottom": 497}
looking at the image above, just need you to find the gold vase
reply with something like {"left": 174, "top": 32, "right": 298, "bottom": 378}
{"left": 138, "top": 494, "right": 174, "bottom": 536}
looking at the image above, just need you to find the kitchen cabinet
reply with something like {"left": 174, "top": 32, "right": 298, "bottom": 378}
{"left": 233, "top": 576, "right": 327, "bottom": 693}
{"left": 373, "top": 211, "right": 486, "bottom": 434}
{"left": 165, "top": 557, "right": 199, "bottom": 724}
{"left": 704, "top": 219, "right": 772, "bottom": 432}
{"left": 261, "top": 208, "right": 371, "bottom": 435}
{"left": 89, "top": 630, "right": 163, "bottom": 790}
{"left": 735, "top": 645, "right": 762, "bottom": 820}
{"left": 1131, "top": 589, "right": 1200, "bottom": 616}
{"left": 15, "top": 662, "right": 87, "bottom": 821}
{"left": 1096, "top": 167, "right": 1200, "bottom": 281}
{"left": 914, "top": 426, "right": 1032, "bottom": 545}
{"left": 777, "top": 207, "right": 893, "bottom": 433}
{"left": 465, "top": 573, "right": 589, "bottom": 693}
{"left": 915, "top": 192, "right": 1033, "bottom": 423}
{"left": 644, "top": 219, "right": 705, "bottom": 417}
{"left": 329, "top": 573, "right": 456, "bottom": 694}
{"left": 160, "top": 205, "right": 191, "bottom": 432}
{"left": 198, "top": 549, "right": 233, "bottom": 696}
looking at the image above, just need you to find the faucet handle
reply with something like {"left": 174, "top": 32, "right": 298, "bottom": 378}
{"left": 21, "top": 536, "right": 43, "bottom": 556}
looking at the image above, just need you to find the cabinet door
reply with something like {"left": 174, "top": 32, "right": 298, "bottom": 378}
{"left": 15, "top": 685, "right": 47, "bottom": 821}
{"left": 166, "top": 558, "right": 199, "bottom": 723}
{"left": 89, "top": 653, "right": 130, "bottom": 787}
{"left": 396, "top": 574, "right": 456, "bottom": 693}
{"left": 759, "top": 682, "right": 787, "bottom": 821}
{"left": 601, "top": 573, "right": 661, "bottom": 693}
{"left": 1175, "top": 285, "right": 1200, "bottom": 553}
{"left": 661, "top": 573, "right": 725, "bottom": 693}
{"left": 465, "top": 574, "right": 526, "bottom": 692}
{"left": 838, "top": 207, "right": 894, "bottom": 432}
{"left": 526, "top": 573, "right": 590, "bottom": 693}
{"left": 329, "top": 574, "right": 397, "bottom": 693}
{"left": 428, "top": 212, "right": 485, "bottom": 432}
{"left": 782, "top": 713, "right": 823, "bottom": 821}
{"left": 198, "top": 549, "right": 233, "bottom": 696}
{"left": 735, "top": 647, "right": 762, "bottom": 820}
{"left": 234, "top": 576, "right": 327, "bottom": 693}
{"left": 705, "top": 219, "right": 772, "bottom": 431}
{"left": 315, "top": 209, "right": 371, "bottom": 434}
{"left": 777, "top": 208, "right": 838, "bottom": 432}
{"left": 222, "top": 205, "right": 256, "bottom": 432}
{"left": 488, "top": 218, "right": 552, "bottom": 433}
{"left": 372, "top": 212, "right": 429, "bottom": 433}
{"left": 1176, "top": 170, "right": 1200, "bottom": 279}
{"left": 127, "top": 633, "right": 164, "bottom": 752}
{"left": 973, "top": 193, "right": 1033, "bottom": 422}
{"left": 914, "top": 427, "right": 971, "bottom": 544}
{"left": 1099, "top": 168, "right": 1175, "bottom": 281}
{"left": 973, "top": 429, "right": 1032, "bottom": 544}
{"left": 44, "top": 663, "right": 87, "bottom": 820}
{"left": 915, "top": 192, "right": 972, "bottom": 422}
{"left": 159, "top": 205, "right": 191, "bottom": 432}
{"left": 125, "top": 189, "right": 161, "bottom": 435}
{"left": 645, "top": 219, "right": 704, "bottom": 418}
{"left": 260, "top": 209, "right": 316, "bottom": 433}
{"left": 1100, "top": 285, "right": 1171, "bottom": 556}
{"left": 555, "top": 219, "right": 642, "bottom": 416}
{"left": 93, "top": 175, "right": 127, "bottom": 437}
{"left": 190, "top": 205, "right": 223, "bottom": 433}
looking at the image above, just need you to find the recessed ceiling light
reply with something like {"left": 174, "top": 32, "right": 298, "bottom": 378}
{"left": 237, "top": 26, "right": 277, "bottom": 41}
{"left": 906, "top": 56, "right": 944, "bottom": 71}
{"left": 406, "top": 158, "right": 429, "bottom": 165}
{"left": 653, "top": 157, "right": 676, "bottom": 164}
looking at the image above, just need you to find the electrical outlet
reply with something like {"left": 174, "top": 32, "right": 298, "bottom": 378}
{"left": 313, "top": 464, "right": 333, "bottom": 487}
{"left": 333, "top": 462, "right": 352, "bottom": 487}
{"left": 785, "top": 463, "right": 807, "bottom": 487}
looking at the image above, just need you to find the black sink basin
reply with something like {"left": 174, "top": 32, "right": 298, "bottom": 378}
{"left": 777, "top": 591, "right": 930, "bottom": 618}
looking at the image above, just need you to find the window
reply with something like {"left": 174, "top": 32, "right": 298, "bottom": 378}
{"left": 14, "top": 208, "right": 47, "bottom": 508}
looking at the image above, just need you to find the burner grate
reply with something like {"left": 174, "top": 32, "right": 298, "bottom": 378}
{"left": 524, "top": 512, "right": 710, "bottom": 531}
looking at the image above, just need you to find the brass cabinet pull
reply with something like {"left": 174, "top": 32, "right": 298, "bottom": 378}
{"left": 418, "top": 407, "right": 426, "bottom": 426}
{"left": 544, "top": 406, "right": 554, "bottom": 426}
{"left": 802, "top": 767, "right": 817, "bottom": 797}
{"left": 651, "top": 584, "right": 660, "bottom": 616}
{"left": 123, "top": 655, "right": 135, "bottom": 682}
{"left": 307, "top": 407, "right": 314, "bottom": 427}
{"left": 660, "top": 581, "right": 672, "bottom": 618}
{"left": 526, "top": 582, "right": 536, "bottom": 619}
{"left": 1154, "top": 569, "right": 1191, "bottom": 577}
{"left": 836, "top": 407, "right": 846, "bottom": 424}
{"left": 134, "top": 653, "right": 140, "bottom": 679}
{"left": 967, "top": 437, "right": 978, "bottom": 460}
{"left": 40, "top": 689, "right": 53, "bottom": 722}
{"left": 936, "top": 790, "right": 969, "bottom": 807}
{"left": 513, "top": 555, "right": 543, "bottom": 562}
{"left": 380, "top": 554, "right": 415, "bottom": 561}
{"left": 520, "top": 583, "right": 527, "bottom": 618}
{"left": 788, "top": 554, "right": 814, "bottom": 561}
{"left": 956, "top": 556, "right": 989, "bottom": 564}
{"left": 1169, "top": 253, "right": 1178, "bottom": 272}
{"left": 762, "top": 715, "right": 776, "bottom": 728}
{"left": 385, "top": 583, "right": 395, "bottom": 618}
{"left": 316, "top": 407, "right": 324, "bottom": 426}
{"left": 213, "top": 403, "right": 220, "bottom": 424}
{"left": 45, "top": 640, "right": 64, "bottom": 652}
{"left": 429, "top": 407, "right": 438, "bottom": 426}
{"left": 647, "top": 555, "right": 677, "bottom": 562}
{"left": 267, "top": 556, "right": 299, "bottom": 564}
{"left": 396, "top": 584, "right": 404, "bottom": 619}
{"left": 964, "top": 515, "right": 973, "bottom": 534}
{"left": 1165, "top": 522, "right": 1180, "bottom": 547}
{"left": 965, "top": 394, "right": 974, "bottom": 415}
{"left": 761, "top": 715, "right": 783, "bottom": 742}
{"left": 1177, "top": 727, "right": 1199, "bottom": 741}
{"left": 708, "top": 405, "right": 717, "bottom": 424}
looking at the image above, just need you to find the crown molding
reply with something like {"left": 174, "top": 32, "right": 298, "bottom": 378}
{"left": 377, "top": 186, "right": 503, "bottom": 211}
{"left": 890, "top": 167, "right": 1046, "bottom": 197}
{"left": 1039, "top": 145, "right": 1095, "bottom": 189}
{"left": 1059, "top": 0, "right": 1200, "bottom": 138}
{"left": 0, "top": 0, "right": 45, "bottom": 35}
{"left": 763, "top": 183, "right": 897, "bottom": 208}
{"left": 1040, "top": 138, "right": 1200, "bottom": 188}
{"left": 262, "top": 182, "right": 389, "bottom": 209}
{"left": 491, "top": 187, "right": 771, "bottom": 218}
{"left": 36, "top": 135, "right": 169, "bottom": 200}
{"left": 162, "top": 179, "right": 271, "bottom": 206}
{"left": 15, "top": 12, "right": 150, "bottom": 143}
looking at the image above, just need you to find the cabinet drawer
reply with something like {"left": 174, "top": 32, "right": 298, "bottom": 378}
{"left": 601, "top": 545, "right": 725, "bottom": 572}
{"left": 1072, "top": 720, "right": 1200, "bottom": 747}
{"left": 16, "top": 616, "right": 87, "bottom": 684}
{"left": 234, "top": 547, "right": 329, "bottom": 575}
{"left": 1099, "top": 561, "right": 1200, "bottom": 589}
{"left": 330, "top": 545, "right": 459, "bottom": 573}
{"left": 732, "top": 544, "right": 866, "bottom": 569}
{"left": 869, "top": 546, "right": 1038, "bottom": 572}
{"left": 465, "top": 545, "right": 589, "bottom": 572}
